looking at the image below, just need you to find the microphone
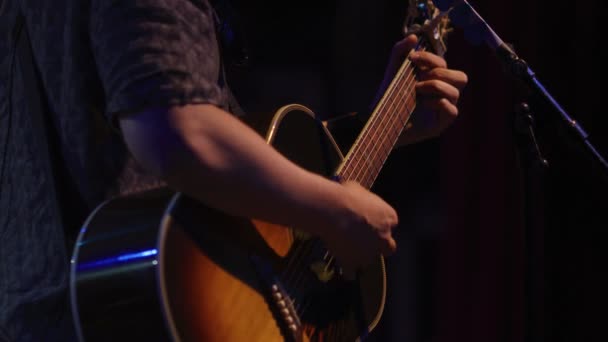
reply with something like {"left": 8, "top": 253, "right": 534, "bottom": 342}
{"left": 442, "top": 0, "right": 608, "bottom": 176}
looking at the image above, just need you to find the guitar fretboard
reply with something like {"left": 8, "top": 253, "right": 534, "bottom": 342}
{"left": 335, "top": 55, "right": 417, "bottom": 189}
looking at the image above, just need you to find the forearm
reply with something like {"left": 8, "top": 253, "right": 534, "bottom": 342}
{"left": 119, "top": 104, "right": 348, "bottom": 235}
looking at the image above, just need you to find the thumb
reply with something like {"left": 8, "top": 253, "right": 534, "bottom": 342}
{"left": 391, "top": 34, "right": 418, "bottom": 60}
{"left": 377, "top": 227, "right": 397, "bottom": 255}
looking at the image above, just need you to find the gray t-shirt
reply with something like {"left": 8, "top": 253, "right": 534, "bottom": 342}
{"left": 0, "top": 0, "right": 405, "bottom": 339}
{"left": 0, "top": 1, "right": 229, "bottom": 340}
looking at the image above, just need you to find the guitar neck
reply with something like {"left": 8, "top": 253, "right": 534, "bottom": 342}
{"left": 335, "top": 54, "right": 417, "bottom": 189}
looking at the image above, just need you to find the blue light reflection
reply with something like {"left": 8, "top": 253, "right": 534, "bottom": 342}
{"left": 77, "top": 249, "right": 158, "bottom": 272}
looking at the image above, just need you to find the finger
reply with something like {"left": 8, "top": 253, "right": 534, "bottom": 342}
{"left": 392, "top": 35, "right": 419, "bottom": 60}
{"left": 419, "top": 98, "right": 459, "bottom": 132}
{"left": 381, "top": 236, "right": 397, "bottom": 255}
{"left": 418, "top": 68, "right": 468, "bottom": 91}
{"left": 409, "top": 51, "right": 447, "bottom": 69}
{"left": 416, "top": 79, "right": 460, "bottom": 105}
{"left": 376, "top": 224, "right": 397, "bottom": 255}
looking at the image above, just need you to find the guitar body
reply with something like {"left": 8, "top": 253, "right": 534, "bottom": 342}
{"left": 70, "top": 105, "right": 387, "bottom": 342}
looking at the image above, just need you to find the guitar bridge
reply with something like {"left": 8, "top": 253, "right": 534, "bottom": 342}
{"left": 250, "top": 255, "right": 303, "bottom": 342}
{"left": 270, "top": 283, "right": 302, "bottom": 340}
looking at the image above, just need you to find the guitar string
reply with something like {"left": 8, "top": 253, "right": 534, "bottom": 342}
{"left": 284, "top": 67, "right": 419, "bottom": 324}
{"left": 345, "top": 76, "right": 414, "bottom": 187}
{"left": 340, "top": 62, "right": 414, "bottom": 185}
{"left": 321, "top": 62, "right": 415, "bottom": 266}
{"left": 292, "top": 38, "right": 437, "bottom": 338}
{"left": 277, "top": 48, "right": 419, "bottom": 300}
{"left": 283, "top": 240, "right": 318, "bottom": 303}
{"left": 279, "top": 39, "right": 430, "bottom": 328}
{"left": 280, "top": 234, "right": 320, "bottom": 284}
{"left": 288, "top": 62, "right": 418, "bottom": 336}
{"left": 365, "top": 44, "right": 427, "bottom": 185}
{"left": 341, "top": 57, "right": 417, "bottom": 185}
{"left": 281, "top": 62, "right": 419, "bottom": 316}
{"left": 291, "top": 69, "right": 418, "bottom": 319}
{"left": 341, "top": 56, "right": 418, "bottom": 187}
{"left": 342, "top": 36, "right": 427, "bottom": 186}
{"left": 279, "top": 236, "right": 309, "bottom": 285}
{"left": 342, "top": 40, "right": 427, "bottom": 187}
{"left": 279, "top": 64, "right": 417, "bottom": 291}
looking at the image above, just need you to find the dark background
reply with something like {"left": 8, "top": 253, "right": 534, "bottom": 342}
{"left": 16, "top": 0, "right": 603, "bottom": 340}
{"left": 234, "top": 0, "right": 608, "bottom": 340}
{"left": 344, "top": 1, "right": 608, "bottom": 341}
{"left": 2, "top": 0, "right": 604, "bottom": 340}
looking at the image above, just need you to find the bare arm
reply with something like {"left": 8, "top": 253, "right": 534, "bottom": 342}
{"left": 119, "top": 104, "right": 346, "bottom": 232}
{"left": 118, "top": 104, "right": 397, "bottom": 270}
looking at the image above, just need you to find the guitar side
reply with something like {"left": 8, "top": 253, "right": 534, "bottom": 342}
{"left": 70, "top": 105, "right": 387, "bottom": 342}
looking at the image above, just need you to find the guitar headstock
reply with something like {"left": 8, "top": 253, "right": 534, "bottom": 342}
{"left": 404, "top": 0, "right": 453, "bottom": 57}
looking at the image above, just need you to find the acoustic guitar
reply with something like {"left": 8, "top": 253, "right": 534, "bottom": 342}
{"left": 69, "top": 1, "right": 451, "bottom": 341}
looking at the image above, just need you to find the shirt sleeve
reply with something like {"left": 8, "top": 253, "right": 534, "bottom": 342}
{"left": 90, "top": 0, "right": 225, "bottom": 122}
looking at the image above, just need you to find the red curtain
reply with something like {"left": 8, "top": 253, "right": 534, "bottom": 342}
{"left": 436, "top": 1, "right": 606, "bottom": 341}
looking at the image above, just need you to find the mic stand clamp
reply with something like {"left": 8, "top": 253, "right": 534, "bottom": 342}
{"left": 495, "top": 42, "right": 608, "bottom": 178}
{"left": 513, "top": 102, "right": 549, "bottom": 169}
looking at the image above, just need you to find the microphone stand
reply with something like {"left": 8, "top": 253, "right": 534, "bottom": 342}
{"left": 496, "top": 40, "right": 608, "bottom": 341}
{"left": 495, "top": 43, "right": 608, "bottom": 176}
{"left": 448, "top": 0, "right": 608, "bottom": 178}
{"left": 438, "top": 1, "right": 608, "bottom": 340}
{"left": 512, "top": 101, "right": 546, "bottom": 342}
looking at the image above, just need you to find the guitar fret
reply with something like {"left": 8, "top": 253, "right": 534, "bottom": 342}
{"left": 337, "top": 60, "right": 417, "bottom": 189}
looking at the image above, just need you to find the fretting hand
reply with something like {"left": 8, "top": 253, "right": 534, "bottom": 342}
{"left": 379, "top": 35, "right": 468, "bottom": 145}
